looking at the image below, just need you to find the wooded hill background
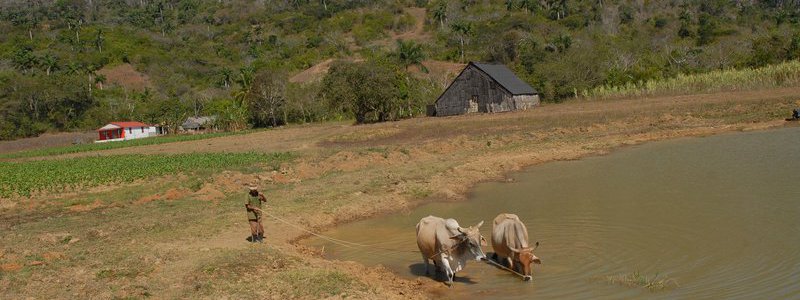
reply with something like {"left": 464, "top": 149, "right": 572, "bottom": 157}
{"left": 1, "top": 0, "right": 799, "bottom": 140}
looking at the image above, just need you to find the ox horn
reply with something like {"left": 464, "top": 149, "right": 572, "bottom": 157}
{"left": 457, "top": 227, "right": 464, "bottom": 233}
{"left": 533, "top": 241, "right": 540, "bottom": 250}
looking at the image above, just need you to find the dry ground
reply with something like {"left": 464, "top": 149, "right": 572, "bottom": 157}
{"left": 0, "top": 131, "right": 96, "bottom": 155}
{"left": 2, "top": 87, "right": 800, "bottom": 299}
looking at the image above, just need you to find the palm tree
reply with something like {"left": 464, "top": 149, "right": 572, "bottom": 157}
{"left": 397, "top": 40, "right": 427, "bottom": 72}
{"left": 40, "top": 53, "right": 58, "bottom": 76}
{"left": 451, "top": 21, "right": 473, "bottom": 62}
{"left": 95, "top": 74, "right": 107, "bottom": 90}
{"left": 95, "top": 29, "right": 105, "bottom": 53}
{"left": 432, "top": 2, "right": 447, "bottom": 30}
{"left": 219, "top": 67, "right": 233, "bottom": 89}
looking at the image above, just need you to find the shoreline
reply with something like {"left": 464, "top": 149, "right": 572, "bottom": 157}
{"left": 285, "top": 118, "right": 796, "bottom": 296}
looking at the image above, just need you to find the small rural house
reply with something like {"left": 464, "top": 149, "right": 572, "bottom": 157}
{"left": 431, "top": 62, "right": 540, "bottom": 117}
{"left": 96, "top": 121, "right": 161, "bottom": 142}
{"left": 181, "top": 116, "right": 217, "bottom": 132}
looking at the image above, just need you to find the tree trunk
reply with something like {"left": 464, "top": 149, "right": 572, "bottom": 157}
{"left": 459, "top": 37, "right": 465, "bottom": 62}
{"left": 270, "top": 106, "right": 277, "bottom": 127}
{"left": 299, "top": 102, "right": 306, "bottom": 123}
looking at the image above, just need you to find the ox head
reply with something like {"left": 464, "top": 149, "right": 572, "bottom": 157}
{"left": 510, "top": 241, "right": 541, "bottom": 281}
{"left": 452, "top": 221, "right": 487, "bottom": 261}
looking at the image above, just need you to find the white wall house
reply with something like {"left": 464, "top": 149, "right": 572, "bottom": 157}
{"left": 96, "top": 121, "right": 161, "bottom": 143}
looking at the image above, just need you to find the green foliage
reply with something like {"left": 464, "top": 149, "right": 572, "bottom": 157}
{"left": 0, "top": 0, "right": 800, "bottom": 140}
{"left": 396, "top": 39, "right": 426, "bottom": 71}
{"left": 0, "top": 152, "right": 292, "bottom": 198}
{"left": 320, "top": 60, "right": 402, "bottom": 123}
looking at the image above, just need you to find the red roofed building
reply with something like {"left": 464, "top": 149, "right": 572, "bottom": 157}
{"left": 97, "top": 121, "right": 161, "bottom": 142}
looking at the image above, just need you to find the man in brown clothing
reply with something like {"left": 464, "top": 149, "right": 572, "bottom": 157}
{"left": 245, "top": 186, "right": 267, "bottom": 243}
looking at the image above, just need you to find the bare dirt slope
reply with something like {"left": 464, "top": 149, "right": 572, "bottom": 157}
{"left": 0, "top": 131, "right": 95, "bottom": 154}
{"left": 96, "top": 63, "right": 152, "bottom": 91}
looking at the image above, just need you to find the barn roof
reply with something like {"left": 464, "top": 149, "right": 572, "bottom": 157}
{"left": 470, "top": 62, "right": 537, "bottom": 95}
{"left": 182, "top": 116, "right": 217, "bottom": 129}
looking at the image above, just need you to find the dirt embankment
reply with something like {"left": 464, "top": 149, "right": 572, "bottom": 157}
{"left": 2, "top": 87, "right": 800, "bottom": 299}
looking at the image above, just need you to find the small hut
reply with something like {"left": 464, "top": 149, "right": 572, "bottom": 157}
{"left": 181, "top": 116, "right": 217, "bottom": 132}
{"left": 431, "top": 62, "right": 539, "bottom": 117}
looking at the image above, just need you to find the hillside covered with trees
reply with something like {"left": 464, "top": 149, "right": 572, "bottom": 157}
{"left": 1, "top": 0, "right": 799, "bottom": 140}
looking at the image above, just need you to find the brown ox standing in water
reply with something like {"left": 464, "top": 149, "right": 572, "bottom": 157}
{"left": 491, "top": 213, "right": 541, "bottom": 281}
{"left": 416, "top": 215, "right": 487, "bottom": 286}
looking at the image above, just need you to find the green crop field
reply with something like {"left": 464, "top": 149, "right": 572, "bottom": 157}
{"left": 0, "top": 152, "right": 291, "bottom": 198}
{"left": 0, "top": 130, "right": 263, "bottom": 159}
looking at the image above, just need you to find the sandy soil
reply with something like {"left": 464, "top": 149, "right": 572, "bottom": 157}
{"left": 2, "top": 87, "right": 800, "bottom": 299}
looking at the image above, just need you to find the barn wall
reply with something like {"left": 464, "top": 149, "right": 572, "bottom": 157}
{"left": 435, "top": 66, "right": 517, "bottom": 116}
{"left": 512, "top": 95, "right": 540, "bottom": 110}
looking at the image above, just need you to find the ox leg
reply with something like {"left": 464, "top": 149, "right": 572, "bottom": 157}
{"left": 506, "top": 257, "right": 514, "bottom": 270}
{"left": 439, "top": 258, "right": 454, "bottom": 286}
{"left": 421, "top": 254, "right": 430, "bottom": 275}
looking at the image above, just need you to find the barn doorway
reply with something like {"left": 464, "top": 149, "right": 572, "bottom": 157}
{"left": 468, "top": 95, "right": 478, "bottom": 113}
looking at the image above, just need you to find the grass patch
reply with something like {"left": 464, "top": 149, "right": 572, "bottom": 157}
{"left": 277, "top": 269, "right": 364, "bottom": 298}
{"left": 0, "top": 130, "right": 263, "bottom": 159}
{"left": 0, "top": 152, "right": 292, "bottom": 198}
{"left": 603, "top": 271, "right": 678, "bottom": 291}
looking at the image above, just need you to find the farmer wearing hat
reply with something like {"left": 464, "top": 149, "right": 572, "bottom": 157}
{"left": 245, "top": 186, "right": 267, "bottom": 243}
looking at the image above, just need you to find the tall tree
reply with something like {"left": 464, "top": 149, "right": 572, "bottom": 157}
{"left": 247, "top": 70, "right": 286, "bottom": 127}
{"left": 451, "top": 21, "right": 474, "bottom": 62}
{"left": 40, "top": 53, "right": 58, "bottom": 76}
{"left": 320, "top": 60, "right": 401, "bottom": 123}
{"left": 432, "top": 1, "right": 447, "bottom": 30}
{"left": 396, "top": 40, "right": 427, "bottom": 72}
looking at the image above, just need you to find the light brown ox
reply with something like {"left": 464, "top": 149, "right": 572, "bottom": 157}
{"left": 416, "top": 215, "right": 487, "bottom": 286}
{"left": 491, "top": 213, "right": 541, "bottom": 281}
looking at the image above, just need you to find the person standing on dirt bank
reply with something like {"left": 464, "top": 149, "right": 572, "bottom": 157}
{"left": 245, "top": 186, "right": 267, "bottom": 243}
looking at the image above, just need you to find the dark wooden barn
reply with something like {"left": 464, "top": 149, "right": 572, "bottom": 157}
{"left": 431, "top": 62, "right": 539, "bottom": 117}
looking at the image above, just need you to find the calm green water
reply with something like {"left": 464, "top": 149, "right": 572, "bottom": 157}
{"left": 306, "top": 127, "right": 800, "bottom": 299}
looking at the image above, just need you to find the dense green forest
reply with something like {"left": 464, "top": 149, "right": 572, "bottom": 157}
{"left": 1, "top": 0, "right": 799, "bottom": 140}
